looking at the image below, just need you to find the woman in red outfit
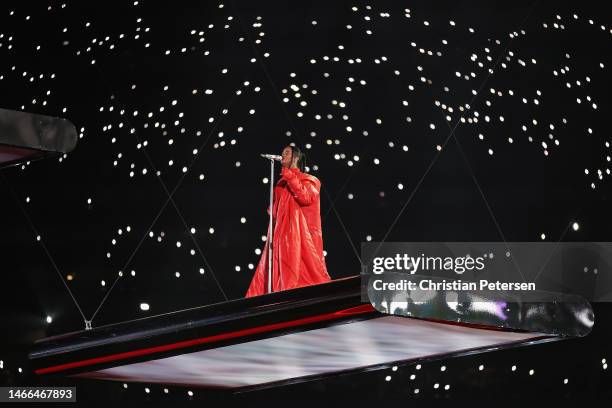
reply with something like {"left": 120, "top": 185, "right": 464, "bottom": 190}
{"left": 245, "top": 145, "right": 331, "bottom": 297}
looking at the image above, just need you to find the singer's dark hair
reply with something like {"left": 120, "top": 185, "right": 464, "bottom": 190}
{"left": 288, "top": 145, "right": 307, "bottom": 172}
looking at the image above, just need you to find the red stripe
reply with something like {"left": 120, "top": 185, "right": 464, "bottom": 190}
{"left": 35, "top": 304, "right": 376, "bottom": 375}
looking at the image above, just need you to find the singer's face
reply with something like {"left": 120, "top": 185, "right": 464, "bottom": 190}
{"left": 281, "top": 146, "right": 293, "bottom": 168}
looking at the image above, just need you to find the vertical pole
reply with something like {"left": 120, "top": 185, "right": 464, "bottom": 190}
{"left": 267, "top": 159, "right": 274, "bottom": 294}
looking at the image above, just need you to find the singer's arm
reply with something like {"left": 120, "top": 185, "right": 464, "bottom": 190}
{"left": 281, "top": 168, "right": 319, "bottom": 206}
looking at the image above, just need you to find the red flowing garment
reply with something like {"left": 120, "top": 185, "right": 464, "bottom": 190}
{"left": 245, "top": 167, "right": 331, "bottom": 297}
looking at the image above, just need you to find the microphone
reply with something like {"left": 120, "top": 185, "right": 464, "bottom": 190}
{"left": 260, "top": 153, "right": 282, "bottom": 161}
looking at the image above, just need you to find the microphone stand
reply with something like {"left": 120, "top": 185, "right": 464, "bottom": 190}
{"left": 266, "top": 158, "right": 275, "bottom": 294}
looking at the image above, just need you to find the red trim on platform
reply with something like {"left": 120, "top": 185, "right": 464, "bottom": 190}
{"left": 35, "top": 304, "right": 376, "bottom": 375}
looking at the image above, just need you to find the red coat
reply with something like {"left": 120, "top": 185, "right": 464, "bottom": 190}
{"left": 245, "top": 167, "right": 331, "bottom": 297}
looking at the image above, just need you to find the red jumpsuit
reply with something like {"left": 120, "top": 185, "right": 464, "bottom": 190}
{"left": 245, "top": 166, "right": 331, "bottom": 297}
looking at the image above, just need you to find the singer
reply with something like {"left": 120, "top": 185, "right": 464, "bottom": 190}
{"left": 246, "top": 146, "right": 331, "bottom": 297}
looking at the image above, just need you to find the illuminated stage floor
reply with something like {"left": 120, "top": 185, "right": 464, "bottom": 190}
{"left": 73, "top": 315, "right": 548, "bottom": 389}
{"left": 29, "top": 277, "right": 558, "bottom": 390}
